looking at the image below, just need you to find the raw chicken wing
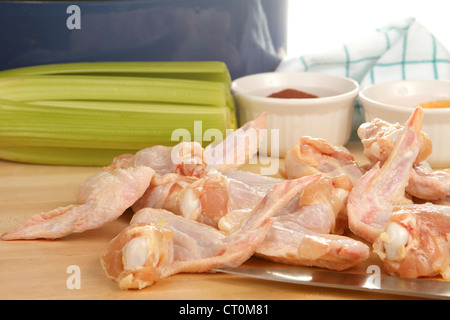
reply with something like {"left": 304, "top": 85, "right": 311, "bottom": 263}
{"left": 256, "top": 224, "right": 370, "bottom": 271}
{"left": 373, "top": 204, "right": 450, "bottom": 279}
{"left": 204, "top": 112, "right": 267, "bottom": 173}
{"left": 284, "top": 136, "right": 364, "bottom": 185}
{"left": 347, "top": 107, "right": 423, "bottom": 243}
{"left": 283, "top": 136, "right": 359, "bottom": 234}
{"left": 1, "top": 166, "right": 155, "bottom": 240}
{"left": 357, "top": 117, "right": 432, "bottom": 165}
{"left": 106, "top": 142, "right": 206, "bottom": 177}
{"left": 219, "top": 175, "right": 369, "bottom": 271}
{"left": 132, "top": 169, "right": 282, "bottom": 229}
{"left": 100, "top": 175, "right": 320, "bottom": 289}
{"left": 131, "top": 173, "right": 198, "bottom": 215}
{"left": 105, "top": 112, "right": 268, "bottom": 177}
{"left": 406, "top": 162, "right": 450, "bottom": 201}
{"left": 358, "top": 114, "right": 450, "bottom": 202}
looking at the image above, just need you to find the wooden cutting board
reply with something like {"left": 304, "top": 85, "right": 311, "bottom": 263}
{"left": 0, "top": 142, "right": 432, "bottom": 300}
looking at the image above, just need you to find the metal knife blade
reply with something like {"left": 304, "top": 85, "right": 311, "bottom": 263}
{"left": 213, "top": 267, "right": 450, "bottom": 299}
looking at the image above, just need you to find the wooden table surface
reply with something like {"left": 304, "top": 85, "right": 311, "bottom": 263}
{"left": 0, "top": 142, "right": 439, "bottom": 300}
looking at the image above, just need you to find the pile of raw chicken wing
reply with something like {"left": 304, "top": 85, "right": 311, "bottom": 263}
{"left": 2, "top": 107, "right": 450, "bottom": 290}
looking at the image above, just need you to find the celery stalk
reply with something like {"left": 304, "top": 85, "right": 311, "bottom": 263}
{"left": 0, "top": 61, "right": 236, "bottom": 166}
{"left": 0, "top": 101, "right": 231, "bottom": 148}
{"left": 0, "top": 146, "right": 131, "bottom": 166}
{"left": 0, "top": 75, "right": 234, "bottom": 109}
{"left": 0, "top": 61, "right": 232, "bottom": 86}
{"left": 0, "top": 99, "right": 233, "bottom": 165}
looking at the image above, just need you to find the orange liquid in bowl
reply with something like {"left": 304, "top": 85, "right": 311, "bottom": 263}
{"left": 418, "top": 100, "right": 450, "bottom": 109}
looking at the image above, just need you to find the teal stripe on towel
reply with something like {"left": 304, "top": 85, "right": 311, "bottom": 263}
{"left": 375, "top": 59, "right": 450, "bottom": 67}
{"left": 384, "top": 31, "right": 391, "bottom": 50}
{"left": 432, "top": 35, "right": 438, "bottom": 79}
{"left": 300, "top": 56, "right": 308, "bottom": 71}
{"left": 401, "top": 33, "right": 408, "bottom": 80}
{"left": 343, "top": 44, "right": 350, "bottom": 77}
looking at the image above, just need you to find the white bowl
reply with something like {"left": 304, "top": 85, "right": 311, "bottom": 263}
{"left": 359, "top": 80, "right": 450, "bottom": 168}
{"left": 231, "top": 72, "right": 359, "bottom": 157}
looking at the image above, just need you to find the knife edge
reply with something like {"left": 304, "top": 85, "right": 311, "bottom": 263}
{"left": 213, "top": 267, "right": 450, "bottom": 300}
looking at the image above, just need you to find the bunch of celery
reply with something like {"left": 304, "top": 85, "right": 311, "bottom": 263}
{"left": 0, "top": 61, "right": 236, "bottom": 166}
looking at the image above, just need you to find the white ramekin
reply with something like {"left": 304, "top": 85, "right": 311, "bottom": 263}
{"left": 360, "top": 80, "right": 450, "bottom": 168}
{"left": 232, "top": 72, "right": 359, "bottom": 157}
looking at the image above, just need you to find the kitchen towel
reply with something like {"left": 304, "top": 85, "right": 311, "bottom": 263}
{"left": 276, "top": 17, "right": 450, "bottom": 88}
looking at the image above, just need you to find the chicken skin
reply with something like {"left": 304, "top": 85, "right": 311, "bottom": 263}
{"left": 219, "top": 175, "right": 370, "bottom": 271}
{"left": 216, "top": 137, "right": 368, "bottom": 271}
{"left": 100, "top": 175, "right": 320, "bottom": 289}
{"left": 284, "top": 136, "right": 364, "bottom": 186}
{"left": 373, "top": 204, "right": 450, "bottom": 279}
{"left": 1, "top": 166, "right": 155, "bottom": 240}
{"left": 357, "top": 117, "right": 432, "bottom": 166}
{"left": 358, "top": 112, "right": 450, "bottom": 203}
{"left": 132, "top": 169, "right": 283, "bottom": 229}
{"left": 105, "top": 112, "right": 268, "bottom": 177}
{"left": 407, "top": 162, "right": 450, "bottom": 201}
{"left": 347, "top": 107, "right": 423, "bottom": 243}
{"left": 256, "top": 225, "right": 370, "bottom": 271}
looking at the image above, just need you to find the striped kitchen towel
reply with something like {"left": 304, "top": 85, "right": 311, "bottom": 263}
{"left": 276, "top": 17, "right": 450, "bottom": 88}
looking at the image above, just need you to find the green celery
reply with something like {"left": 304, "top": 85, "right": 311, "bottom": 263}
{"left": 0, "top": 75, "right": 234, "bottom": 110}
{"left": 0, "top": 99, "right": 232, "bottom": 165}
{"left": 0, "top": 146, "right": 132, "bottom": 166}
{"left": 0, "top": 61, "right": 232, "bottom": 86}
{"left": 0, "top": 61, "right": 236, "bottom": 166}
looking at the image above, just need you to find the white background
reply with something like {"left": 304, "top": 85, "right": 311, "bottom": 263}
{"left": 286, "top": 0, "right": 449, "bottom": 57}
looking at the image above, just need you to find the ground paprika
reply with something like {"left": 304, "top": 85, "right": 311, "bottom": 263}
{"left": 268, "top": 88, "right": 318, "bottom": 99}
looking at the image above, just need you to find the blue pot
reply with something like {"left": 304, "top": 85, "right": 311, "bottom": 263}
{"left": 0, "top": 0, "right": 287, "bottom": 79}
